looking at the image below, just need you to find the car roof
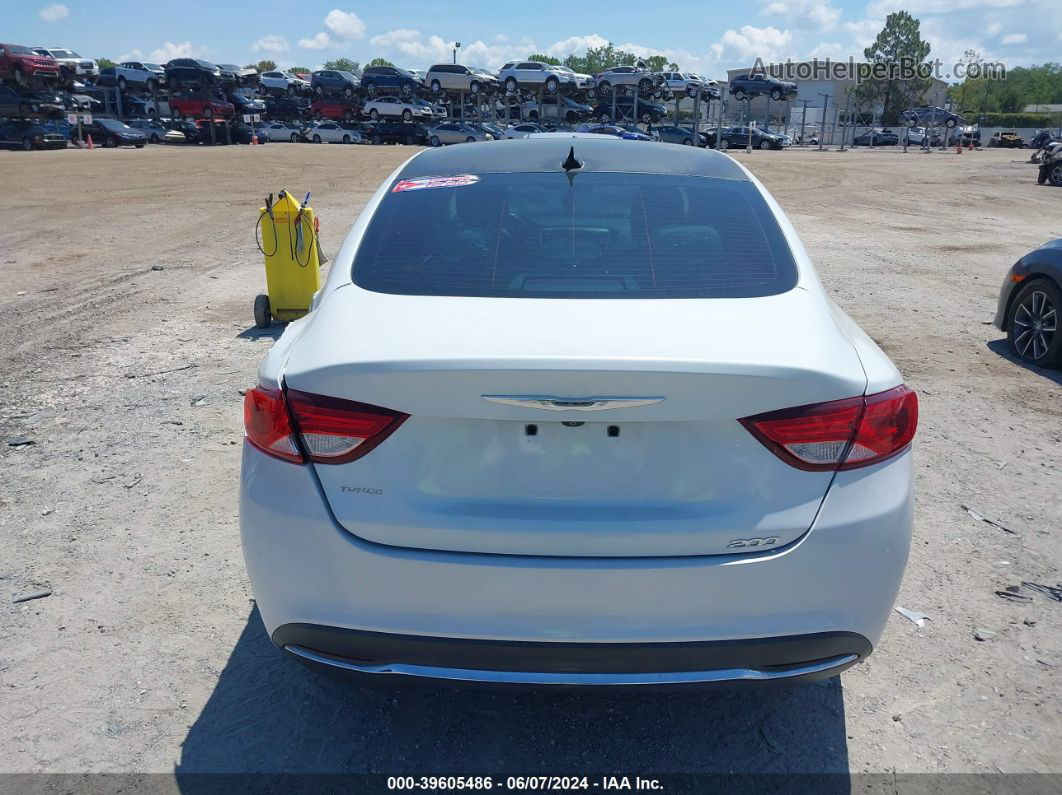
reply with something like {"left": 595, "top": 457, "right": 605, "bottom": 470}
{"left": 395, "top": 135, "right": 750, "bottom": 180}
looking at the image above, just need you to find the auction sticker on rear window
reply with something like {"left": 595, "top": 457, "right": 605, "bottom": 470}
{"left": 392, "top": 175, "right": 479, "bottom": 193}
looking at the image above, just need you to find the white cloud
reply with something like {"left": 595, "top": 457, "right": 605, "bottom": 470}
{"left": 808, "top": 41, "right": 845, "bottom": 58}
{"left": 368, "top": 29, "right": 532, "bottom": 68}
{"left": 297, "top": 32, "right": 333, "bottom": 50}
{"left": 118, "top": 41, "right": 208, "bottom": 63}
{"left": 324, "top": 9, "right": 366, "bottom": 39}
{"left": 762, "top": 0, "right": 841, "bottom": 30}
{"left": 545, "top": 34, "right": 609, "bottom": 57}
{"left": 299, "top": 9, "right": 366, "bottom": 50}
{"left": 986, "top": 21, "right": 1003, "bottom": 34}
{"left": 1000, "top": 32, "right": 1028, "bottom": 43}
{"left": 38, "top": 3, "right": 68, "bottom": 21}
{"left": 369, "top": 28, "right": 421, "bottom": 47}
{"left": 712, "top": 25, "right": 793, "bottom": 63}
{"left": 253, "top": 34, "right": 289, "bottom": 53}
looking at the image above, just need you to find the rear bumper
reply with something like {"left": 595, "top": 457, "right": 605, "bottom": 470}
{"left": 240, "top": 443, "right": 911, "bottom": 677}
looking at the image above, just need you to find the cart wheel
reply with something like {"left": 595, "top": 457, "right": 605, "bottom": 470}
{"left": 254, "top": 294, "right": 272, "bottom": 329}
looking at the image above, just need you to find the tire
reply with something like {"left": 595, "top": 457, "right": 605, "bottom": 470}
{"left": 402, "top": 109, "right": 412, "bottom": 122}
{"left": 147, "top": 78, "right": 158, "bottom": 92}
{"left": 639, "top": 112, "right": 651, "bottom": 125}
{"left": 135, "top": 143, "right": 145, "bottom": 148}
{"left": 733, "top": 90, "right": 746, "bottom": 101}
{"left": 545, "top": 77, "right": 559, "bottom": 94}
{"left": 682, "top": 138, "right": 692, "bottom": 146}
{"left": 203, "top": 107, "right": 214, "bottom": 119}
{"left": 430, "top": 79, "right": 442, "bottom": 94}
{"left": 21, "top": 136, "right": 32, "bottom": 151}
{"left": 366, "top": 82, "right": 376, "bottom": 95}
{"left": 1007, "top": 278, "right": 1061, "bottom": 367}
{"left": 19, "top": 103, "right": 31, "bottom": 116}
{"left": 597, "top": 113, "right": 610, "bottom": 123}
{"left": 719, "top": 138, "right": 730, "bottom": 150}
{"left": 770, "top": 89, "right": 782, "bottom": 101}
{"left": 596, "top": 81, "right": 611, "bottom": 98}
{"left": 117, "top": 76, "right": 127, "bottom": 91}
{"left": 290, "top": 133, "right": 298, "bottom": 142}
{"left": 945, "top": 118, "right": 957, "bottom": 128}
{"left": 342, "top": 134, "right": 350, "bottom": 144}
{"left": 253, "top": 294, "right": 272, "bottom": 329}
{"left": 466, "top": 136, "right": 475, "bottom": 143}
{"left": 760, "top": 140, "right": 771, "bottom": 150}
{"left": 505, "top": 77, "right": 518, "bottom": 94}
{"left": 286, "top": 85, "right": 294, "bottom": 96}
{"left": 638, "top": 78, "right": 652, "bottom": 93}
{"left": 430, "top": 135, "right": 441, "bottom": 147}
{"left": 344, "top": 86, "right": 354, "bottom": 98}
{"left": 12, "top": 66, "right": 26, "bottom": 86}
{"left": 147, "top": 107, "right": 158, "bottom": 119}
{"left": 314, "top": 86, "right": 323, "bottom": 97}
{"left": 370, "top": 109, "right": 379, "bottom": 121}
{"left": 529, "top": 111, "right": 538, "bottom": 121}
{"left": 105, "top": 136, "right": 117, "bottom": 148}
{"left": 405, "top": 135, "right": 415, "bottom": 146}
{"left": 312, "top": 134, "right": 322, "bottom": 143}
{"left": 150, "top": 134, "right": 160, "bottom": 143}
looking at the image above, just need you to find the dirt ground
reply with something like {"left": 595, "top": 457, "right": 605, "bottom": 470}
{"left": 0, "top": 143, "right": 1059, "bottom": 782}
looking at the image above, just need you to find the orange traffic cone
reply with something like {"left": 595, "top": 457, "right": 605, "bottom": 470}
{"left": 967, "top": 139, "right": 974, "bottom": 151}
{"left": 85, "top": 134, "right": 94, "bottom": 150}
{"left": 251, "top": 132, "right": 258, "bottom": 145}
{"left": 955, "top": 138, "right": 963, "bottom": 154}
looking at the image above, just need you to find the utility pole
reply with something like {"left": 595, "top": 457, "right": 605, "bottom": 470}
{"left": 839, "top": 92, "right": 851, "bottom": 151}
{"left": 799, "top": 98, "right": 809, "bottom": 146}
{"left": 818, "top": 92, "right": 830, "bottom": 150}
{"left": 453, "top": 42, "right": 461, "bottom": 65}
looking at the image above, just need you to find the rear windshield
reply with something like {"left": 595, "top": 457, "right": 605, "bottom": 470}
{"left": 352, "top": 172, "right": 797, "bottom": 298}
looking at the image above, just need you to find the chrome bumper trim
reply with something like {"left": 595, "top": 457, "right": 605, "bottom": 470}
{"left": 285, "top": 645, "right": 858, "bottom": 685}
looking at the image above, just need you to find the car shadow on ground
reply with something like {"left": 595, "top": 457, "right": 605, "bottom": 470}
{"left": 986, "top": 339, "right": 1062, "bottom": 386}
{"left": 236, "top": 325, "right": 285, "bottom": 342}
{"left": 175, "top": 608, "right": 851, "bottom": 783}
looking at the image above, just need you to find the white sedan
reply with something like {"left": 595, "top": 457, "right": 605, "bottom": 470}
{"left": 364, "top": 95, "right": 435, "bottom": 122}
{"left": 304, "top": 121, "right": 360, "bottom": 144}
{"left": 240, "top": 135, "right": 918, "bottom": 688}
{"left": 260, "top": 71, "right": 310, "bottom": 95}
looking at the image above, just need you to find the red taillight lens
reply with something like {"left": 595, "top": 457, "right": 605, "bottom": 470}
{"left": 243, "top": 386, "right": 303, "bottom": 463}
{"left": 286, "top": 389, "right": 408, "bottom": 464}
{"left": 739, "top": 385, "right": 918, "bottom": 472}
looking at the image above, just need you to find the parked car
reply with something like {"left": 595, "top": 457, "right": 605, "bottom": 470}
{"left": 593, "top": 65, "right": 663, "bottom": 98}
{"left": 240, "top": 136, "right": 918, "bottom": 688}
{"left": 578, "top": 123, "right": 653, "bottom": 141}
{"left": 32, "top": 47, "right": 97, "bottom": 83}
{"left": 361, "top": 65, "right": 422, "bottom": 97}
{"left": 0, "top": 119, "right": 67, "bottom": 150}
{"left": 168, "top": 119, "right": 200, "bottom": 143}
{"left": 501, "top": 122, "right": 549, "bottom": 139}
{"left": 852, "top": 129, "right": 898, "bottom": 146}
{"left": 688, "top": 72, "right": 721, "bottom": 100}
{"left": 364, "top": 121, "right": 430, "bottom": 145}
{"left": 903, "top": 126, "right": 940, "bottom": 146}
{"left": 1030, "top": 129, "right": 1059, "bottom": 150}
{"left": 474, "top": 120, "right": 506, "bottom": 140}
{"left": 311, "top": 70, "right": 360, "bottom": 99}
{"left": 75, "top": 118, "right": 146, "bottom": 147}
{"left": 994, "top": 239, "right": 1062, "bottom": 367}
{"left": 426, "top": 121, "right": 492, "bottom": 146}
{"left": 424, "top": 63, "right": 497, "bottom": 96}
{"left": 97, "top": 64, "right": 162, "bottom": 92}
{"left": 717, "top": 126, "right": 787, "bottom": 150}
{"left": 0, "top": 43, "right": 60, "bottom": 85}
{"left": 260, "top": 70, "right": 309, "bottom": 95}
{"left": 989, "top": 131, "right": 1025, "bottom": 148}
{"left": 164, "top": 58, "right": 222, "bottom": 89}
{"left": 309, "top": 98, "right": 360, "bottom": 121}
{"left": 498, "top": 61, "right": 576, "bottom": 95}
{"left": 168, "top": 95, "right": 235, "bottom": 120}
{"left": 591, "top": 96, "right": 667, "bottom": 124}
{"left": 304, "top": 121, "right": 360, "bottom": 144}
{"left": 62, "top": 91, "right": 102, "bottom": 113}
{"left": 553, "top": 65, "right": 594, "bottom": 91}
{"left": 217, "top": 64, "right": 258, "bottom": 87}
{"left": 260, "top": 120, "right": 307, "bottom": 142}
{"left": 264, "top": 95, "right": 310, "bottom": 122}
{"left": 126, "top": 118, "right": 171, "bottom": 143}
{"left": 524, "top": 95, "right": 592, "bottom": 124}
{"left": 364, "top": 95, "right": 433, "bottom": 122}
{"left": 228, "top": 92, "right": 266, "bottom": 115}
{"left": 901, "top": 106, "right": 963, "bottom": 129}
{"left": 0, "top": 86, "right": 61, "bottom": 116}
{"left": 660, "top": 72, "right": 704, "bottom": 98}
{"left": 653, "top": 124, "right": 708, "bottom": 146}
{"left": 410, "top": 97, "right": 447, "bottom": 119}
{"left": 729, "top": 73, "right": 798, "bottom": 101}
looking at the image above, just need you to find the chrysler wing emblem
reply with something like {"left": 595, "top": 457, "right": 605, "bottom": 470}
{"left": 481, "top": 395, "right": 665, "bottom": 411}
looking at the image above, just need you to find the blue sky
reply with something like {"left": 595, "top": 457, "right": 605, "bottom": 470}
{"left": 11, "top": 0, "right": 1058, "bottom": 79}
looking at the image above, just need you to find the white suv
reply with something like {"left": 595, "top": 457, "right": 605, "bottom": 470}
{"left": 497, "top": 61, "right": 576, "bottom": 95}
{"left": 32, "top": 47, "right": 97, "bottom": 82}
{"left": 424, "top": 64, "right": 497, "bottom": 95}
{"left": 594, "top": 65, "right": 663, "bottom": 97}
{"left": 260, "top": 71, "right": 310, "bottom": 95}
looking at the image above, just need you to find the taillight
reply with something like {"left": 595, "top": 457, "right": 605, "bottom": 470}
{"left": 243, "top": 387, "right": 408, "bottom": 464}
{"left": 739, "top": 385, "right": 918, "bottom": 472}
{"left": 243, "top": 387, "right": 303, "bottom": 463}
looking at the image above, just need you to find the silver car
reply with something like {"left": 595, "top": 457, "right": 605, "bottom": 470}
{"left": 428, "top": 121, "right": 493, "bottom": 146}
{"left": 305, "top": 121, "right": 360, "bottom": 144}
{"left": 594, "top": 65, "right": 663, "bottom": 97}
{"left": 364, "top": 95, "right": 434, "bottom": 122}
{"left": 33, "top": 47, "right": 97, "bottom": 81}
{"left": 260, "top": 71, "right": 309, "bottom": 95}
{"left": 498, "top": 61, "right": 575, "bottom": 95}
{"left": 424, "top": 63, "right": 497, "bottom": 96}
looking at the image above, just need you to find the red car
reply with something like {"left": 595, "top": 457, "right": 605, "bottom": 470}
{"left": 0, "top": 43, "right": 60, "bottom": 85}
{"left": 310, "top": 99, "right": 361, "bottom": 121}
{"left": 168, "top": 96, "right": 235, "bottom": 121}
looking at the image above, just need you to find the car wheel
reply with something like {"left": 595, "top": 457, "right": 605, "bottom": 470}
{"left": 1049, "top": 162, "right": 1062, "bottom": 188}
{"left": 203, "top": 108, "right": 214, "bottom": 119}
{"left": 151, "top": 134, "right": 160, "bottom": 143}
{"left": 402, "top": 109, "right": 412, "bottom": 122}
{"left": 505, "top": 77, "right": 518, "bottom": 94}
{"left": 117, "top": 76, "right": 127, "bottom": 91}
{"left": 12, "top": 66, "right": 26, "bottom": 86}
{"left": 545, "top": 77, "right": 559, "bottom": 94}
{"left": 770, "top": 89, "right": 782, "bottom": 101}
{"left": 135, "top": 143, "right": 145, "bottom": 148}
{"left": 147, "top": 78, "right": 158, "bottom": 92}
{"left": 370, "top": 109, "right": 379, "bottom": 121}
{"left": 342, "top": 134, "right": 350, "bottom": 144}
{"left": 430, "top": 80, "right": 442, "bottom": 94}
{"left": 597, "top": 113, "right": 610, "bottom": 123}
{"left": 469, "top": 80, "right": 481, "bottom": 96}
{"left": 312, "top": 134, "right": 322, "bottom": 143}
{"left": 719, "top": 138, "right": 730, "bottom": 150}
{"left": 760, "top": 140, "right": 771, "bottom": 150}
{"left": 946, "top": 118, "right": 957, "bottom": 128}
{"left": 682, "top": 138, "right": 692, "bottom": 146}
{"left": 105, "top": 136, "right": 117, "bottom": 148}
{"left": 639, "top": 112, "right": 652, "bottom": 125}
{"left": 529, "top": 111, "right": 538, "bottom": 121}
{"left": 1007, "top": 278, "right": 1061, "bottom": 367}
{"left": 147, "top": 107, "right": 158, "bottom": 119}
{"left": 290, "top": 133, "right": 297, "bottom": 142}
{"left": 253, "top": 294, "right": 272, "bottom": 329}
{"left": 366, "top": 82, "right": 376, "bottom": 96}
{"left": 405, "top": 135, "right": 415, "bottom": 145}
{"left": 638, "top": 78, "right": 652, "bottom": 93}
{"left": 344, "top": 86, "right": 354, "bottom": 98}
{"left": 21, "top": 136, "right": 33, "bottom": 151}
{"left": 371, "top": 134, "right": 381, "bottom": 145}
{"left": 286, "top": 85, "right": 294, "bottom": 96}
{"left": 596, "top": 81, "right": 611, "bottom": 98}
{"left": 430, "top": 135, "right": 441, "bottom": 147}
{"left": 19, "top": 102, "right": 32, "bottom": 116}
{"left": 466, "top": 136, "right": 475, "bottom": 143}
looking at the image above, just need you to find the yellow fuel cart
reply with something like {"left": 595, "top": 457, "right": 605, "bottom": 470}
{"left": 253, "top": 190, "right": 323, "bottom": 328}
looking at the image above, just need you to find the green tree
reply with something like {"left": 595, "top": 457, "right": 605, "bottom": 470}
{"left": 249, "top": 59, "right": 276, "bottom": 73}
{"left": 668, "top": 62, "right": 680, "bottom": 72}
{"left": 951, "top": 61, "right": 1062, "bottom": 115}
{"left": 322, "top": 58, "right": 360, "bottom": 73}
{"left": 644, "top": 55, "right": 668, "bottom": 73}
{"left": 564, "top": 43, "right": 638, "bottom": 75}
{"left": 367, "top": 57, "right": 394, "bottom": 67}
{"left": 289, "top": 66, "right": 312, "bottom": 75}
{"left": 97, "top": 57, "right": 116, "bottom": 69}
{"left": 854, "top": 11, "right": 932, "bottom": 125}
{"left": 527, "top": 53, "right": 561, "bottom": 65}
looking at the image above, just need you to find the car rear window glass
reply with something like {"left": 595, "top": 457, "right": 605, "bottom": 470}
{"left": 352, "top": 171, "right": 797, "bottom": 298}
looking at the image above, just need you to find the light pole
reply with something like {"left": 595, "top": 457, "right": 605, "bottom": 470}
{"left": 453, "top": 42, "right": 461, "bottom": 64}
